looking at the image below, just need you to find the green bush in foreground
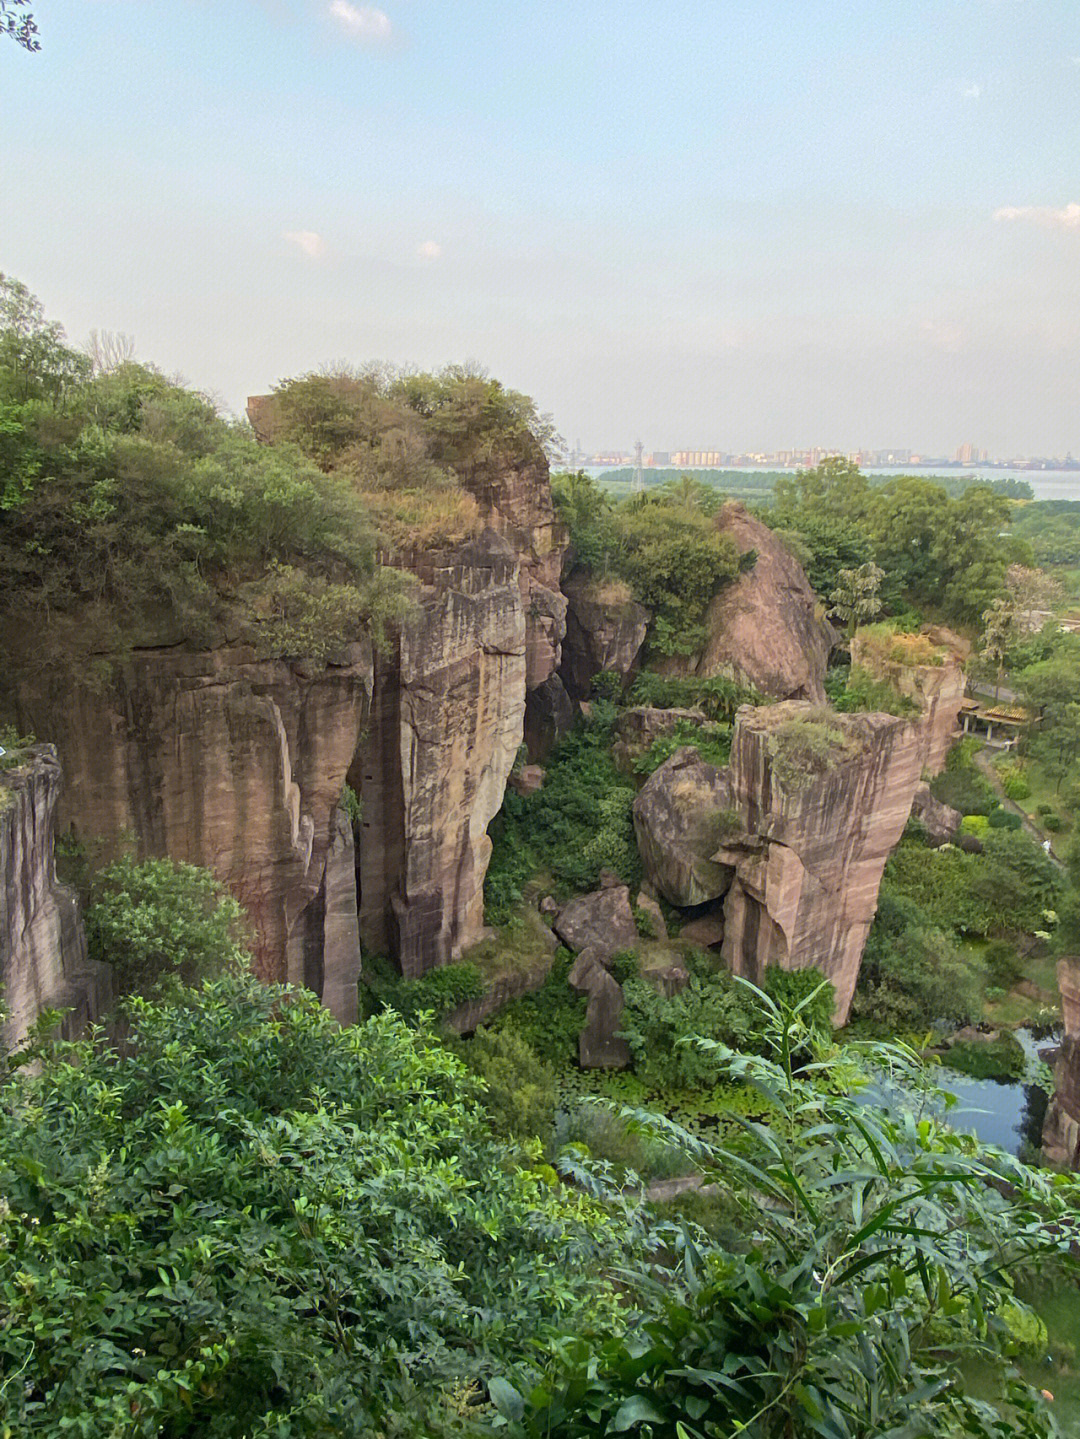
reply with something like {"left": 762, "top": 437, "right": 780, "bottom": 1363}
{"left": 0, "top": 975, "right": 623, "bottom": 1437}
{"left": 494, "top": 1001, "right": 1080, "bottom": 1438}
{"left": 85, "top": 855, "right": 250, "bottom": 996}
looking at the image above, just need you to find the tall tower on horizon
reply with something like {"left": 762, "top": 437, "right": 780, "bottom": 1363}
{"left": 632, "top": 439, "right": 645, "bottom": 493}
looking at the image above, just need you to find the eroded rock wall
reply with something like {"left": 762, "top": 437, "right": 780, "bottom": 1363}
{"left": 354, "top": 531, "right": 526, "bottom": 978}
{"left": 560, "top": 578, "right": 650, "bottom": 700}
{"left": 1043, "top": 959, "right": 1080, "bottom": 1169}
{"left": 718, "top": 704, "right": 923, "bottom": 1023}
{"left": 850, "top": 629, "right": 966, "bottom": 776}
{"left": 0, "top": 747, "right": 111, "bottom": 1048}
{"left": 8, "top": 645, "right": 372, "bottom": 1015}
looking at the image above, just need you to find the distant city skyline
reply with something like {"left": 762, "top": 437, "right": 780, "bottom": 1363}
{"left": 568, "top": 445, "right": 1079, "bottom": 471}
{"left": 2, "top": 2, "right": 1079, "bottom": 456}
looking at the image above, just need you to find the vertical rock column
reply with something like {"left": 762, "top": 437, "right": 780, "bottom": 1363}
{"left": 355, "top": 531, "right": 527, "bottom": 977}
{"left": 717, "top": 704, "right": 924, "bottom": 1024}
{"left": 1043, "top": 959, "right": 1080, "bottom": 1169}
{"left": 0, "top": 746, "right": 112, "bottom": 1049}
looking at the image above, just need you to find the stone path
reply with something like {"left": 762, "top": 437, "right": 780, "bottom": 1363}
{"left": 973, "top": 749, "right": 1065, "bottom": 871}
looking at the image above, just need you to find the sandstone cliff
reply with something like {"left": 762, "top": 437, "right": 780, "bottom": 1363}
{"left": 0, "top": 747, "right": 111, "bottom": 1049}
{"left": 1043, "top": 958, "right": 1080, "bottom": 1169}
{"left": 7, "top": 646, "right": 372, "bottom": 1020}
{"left": 353, "top": 531, "right": 526, "bottom": 978}
{"left": 850, "top": 627, "right": 966, "bottom": 775}
{"left": 696, "top": 503, "right": 833, "bottom": 701}
{"left": 559, "top": 577, "right": 650, "bottom": 700}
{"left": 634, "top": 701, "right": 927, "bottom": 1024}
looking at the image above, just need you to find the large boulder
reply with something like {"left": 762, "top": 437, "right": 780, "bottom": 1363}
{"left": 697, "top": 501, "right": 832, "bottom": 701}
{"left": 910, "top": 782, "right": 961, "bottom": 847}
{"left": 632, "top": 749, "right": 735, "bottom": 907}
{"left": 560, "top": 577, "right": 650, "bottom": 700}
{"left": 717, "top": 703, "right": 924, "bottom": 1024}
{"left": 554, "top": 885, "right": 638, "bottom": 960}
{"left": 524, "top": 672, "right": 576, "bottom": 761}
{"left": 611, "top": 705, "right": 705, "bottom": 773}
{"left": 567, "top": 948, "right": 631, "bottom": 1069}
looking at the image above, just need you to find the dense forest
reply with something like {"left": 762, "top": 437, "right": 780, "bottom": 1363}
{"left": 3, "top": 281, "right": 1080, "bottom": 1437}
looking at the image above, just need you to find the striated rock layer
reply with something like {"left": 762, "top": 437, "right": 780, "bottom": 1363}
{"left": 851, "top": 627, "right": 966, "bottom": 775}
{"left": 560, "top": 577, "right": 650, "bottom": 700}
{"left": 7, "top": 647, "right": 372, "bottom": 1018}
{"left": 717, "top": 705, "right": 924, "bottom": 1024}
{"left": 354, "top": 531, "right": 526, "bottom": 978}
{"left": 697, "top": 502, "right": 833, "bottom": 701}
{"left": 1043, "top": 959, "right": 1080, "bottom": 1169}
{"left": 0, "top": 747, "right": 112, "bottom": 1048}
{"left": 634, "top": 701, "right": 929, "bottom": 1025}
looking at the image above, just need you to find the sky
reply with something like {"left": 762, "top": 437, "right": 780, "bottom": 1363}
{"left": 2, "top": 0, "right": 1079, "bottom": 457}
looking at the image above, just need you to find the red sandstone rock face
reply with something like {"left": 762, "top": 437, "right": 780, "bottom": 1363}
{"left": 560, "top": 578, "right": 650, "bottom": 701}
{"left": 0, "top": 748, "right": 112, "bottom": 1048}
{"left": 717, "top": 704, "right": 924, "bottom": 1024}
{"left": 9, "top": 644, "right": 372, "bottom": 1015}
{"left": 452, "top": 440, "right": 568, "bottom": 691}
{"left": 1044, "top": 959, "right": 1080, "bottom": 1169}
{"left": 354, "top": 531, "right": 526, "bottom": 978}
{"left": 697, "top": 502, "right": 833, "bottom": 701}
{"left": 850, "top": 629, "right": 966, "bottom": 776}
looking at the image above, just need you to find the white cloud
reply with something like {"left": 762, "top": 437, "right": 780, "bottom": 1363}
{"left": 994, "top": 202, "right": 1080, "bottom": 231}
{"left": 283, "top": 229, "right": 327, "bottom": 258}
{"left": 416, "top": 240, "right": 442, "bottom": 261}
{"left": 327, "top": 1, "right": 393, "bottom": 43}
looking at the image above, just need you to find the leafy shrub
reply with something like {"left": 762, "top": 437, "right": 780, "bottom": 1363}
{"left": 984, "top": 939, "right": 1023, "bottom": 989}
{"left": 0, "top": 723, "right": 35, "bottom": 770}
{"left": 627, "top": 669, "right": 759, "bottom": 721}
{"left": 506, "top": 1002, "right": 1076, "bottom": 1438}
{"left": 767, "top": 714, "right": 855, "bottom": 791}
{"left": 833, "top": 664, "right": 921, "bottom": 718}
{"left": 1036, "top": 802, "right": 1054, "bottom": 816}
{"left": 632, "top": 718, "right": 732, "bottom": 777}
{"left": 930, "top": 737, "right": 998, "bottom": 816}
{"left": 485, "top": 706, "right": 638, "bottom": 923}
{"left": 0, "top": 974, "right": 624, "bottom": 1436}
{"left": 490, "top": 950, "right": 588, "bottom": 1066}
{"left": 852, "top": 888, "right": 981, "bottom": 1032}
{"left": 1003, "top": 773, "right": 1032, "bottom": 802}
{"left": 85, "top": 856, "right": 250, "bottom": 996}
{"left": 609, "top": 949, "right": 640, "bottom": 983}
{"left": 590, "top": 669, "right": 624, "bottom": 703}
{"left": 360, "top": 954, "right": 483, "bottom": 1023}
{"left": 1043, "top": 813, "right": 1063, "bottom": 832}
{"left": 458, "top": 1027, "right": 557, "bottom": 1142}
{"left": 988, "top": 806, "right": 1022, "bottom": 831}
{"left": 961, "top": 814, "right": 991, "bottom": 838}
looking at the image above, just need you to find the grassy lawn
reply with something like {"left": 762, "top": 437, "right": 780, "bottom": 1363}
{"left": 994, "top": 753, "right": 1077, "bottom": 840}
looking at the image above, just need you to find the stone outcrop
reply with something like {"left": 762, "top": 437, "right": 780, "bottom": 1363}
{"left": 285, "top": 803, "right": 362, "bottom": 1022}
{"left": 523, "top": 672, "right": 576, "bottom": 761}
{"left": 717, "top": 704, "right": 924, "bottom": 1024}
{"left": 695, "top": 502, "right": 833, "bottom": 701}
{"left": 554, "top": 884, "right": 638, "bottom": 961}
{"left": 612, "top": 706, "right": 705, "bottom": 773}
{"left": 633, "top": 703, "right": 928, "bottom": 1025}
{"left": 1043, "top": 959, "right": 1080, "bottom": 1169}
{"left": 911, "top": 782, "right": 962, "bottom": 847}
{"left": 354, "top": 531, "right": 526, "bottom": 978}
{"left": 560, "top": 577, "right": 650, "bottom": 700}
{"left": 567, "top": 948, "right": 631, "bottom": 1069}
{"left": 8, "top": 645, "right": 373, "bottom": 1012}
{"left": 850, "top": 628, "right": 966, "bottom": 775}
{"left": 0, "top": 747, "right": 112, "bottom": 1049}
{"left": 633, "top": 748, "right": 735, "bottom": 907}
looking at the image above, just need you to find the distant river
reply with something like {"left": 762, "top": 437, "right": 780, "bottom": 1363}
{"left": 585, "top": 465, "right": 1080, "bottom": 502}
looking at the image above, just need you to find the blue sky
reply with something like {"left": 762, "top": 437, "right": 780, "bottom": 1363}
{"left": 2, "top": 0, "right": 1079, "bottom": 455}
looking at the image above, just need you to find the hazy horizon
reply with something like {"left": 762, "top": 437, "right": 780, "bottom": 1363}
{"left": 2, "top": 1, "right": 1079, "bottom": 456}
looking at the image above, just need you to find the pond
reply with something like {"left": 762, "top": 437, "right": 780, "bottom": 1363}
{"left": 882, "top": 1028, "right": 1058, "bottom": 1157}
